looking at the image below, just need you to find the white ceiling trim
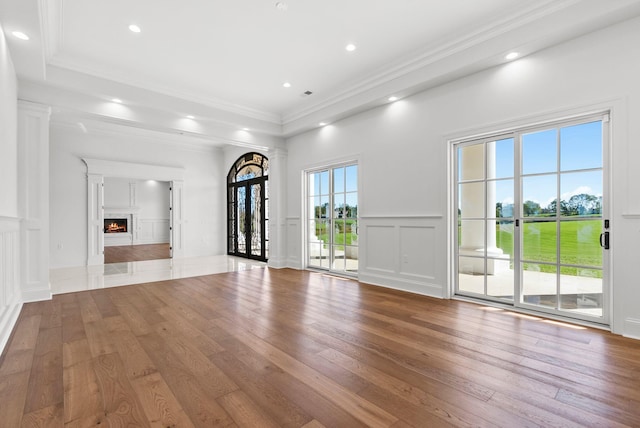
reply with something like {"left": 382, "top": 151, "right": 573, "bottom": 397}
{"left": 282, "top": 0, "right": 579, "bottom": 124}
{"left": 37, "top": 0, "right": 61, "bottom": 63}
{"left": 45, "top": 54, "right": 283, "bottom": 124}
{"left": 51, "top": 111, "right": 272, "bottom": 153}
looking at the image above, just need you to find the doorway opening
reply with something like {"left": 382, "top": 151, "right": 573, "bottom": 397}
{"left": 227, "top": 153, "right": 269, "bottom": 261}
{"left": 102, "top": 178, "right": 171, "bottom": 264}
{"left": 452, "top": 113, "right": 610, "bottom": 326}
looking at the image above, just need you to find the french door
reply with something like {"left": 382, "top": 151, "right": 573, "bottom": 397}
{"left": 454, "top": 113, "right": 609, "bottom": 325}
{"left": 306, "top": 163, "right": 358, "bottom": 275}
{"left": 228, "top": 178, "right": 268, "bottom": 261}
{"left": 227, "top": 153, "right": 269, "bottom": 262}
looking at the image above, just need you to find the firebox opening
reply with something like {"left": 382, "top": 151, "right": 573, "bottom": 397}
{"left": 104, "top": 218, "right": 128, "bottom": 233}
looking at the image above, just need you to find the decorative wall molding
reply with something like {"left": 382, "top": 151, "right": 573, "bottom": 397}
{"left": 18, "top": 101, "right": 52, "bottom": 302}
{"left": 359, "top": 215, "right": 443, "bottom": 220}
{"left": 286, "top": 217, "right": 302, "bottom": 269}
{"left": 0, "top": 217, "right": 22, "bottom": 355}
{"left": 83, "top": 158, "right": 185, "bottom": 182}
{"left": 266, "top": 148, "right": 288, "bottom": 269}
{"left": 358, "top": 216, "right": 446, "bottom": 299}
{"left": 137, "top": 219, "right": 170, "bottom": 245}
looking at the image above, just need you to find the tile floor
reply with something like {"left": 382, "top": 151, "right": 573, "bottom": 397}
{"left": 49, "top": 255, "right": 266, "bottom": 295}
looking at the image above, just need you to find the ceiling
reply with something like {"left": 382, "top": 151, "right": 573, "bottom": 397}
{"left": 2, "top": 0, "right": 640, "bottom": 142}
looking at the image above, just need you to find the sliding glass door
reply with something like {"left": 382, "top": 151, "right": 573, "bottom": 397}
{"left": 454, "top": 114, "right": 609, "bottom": 325}
{"left": 307, "top": 164, "right": 358, "bottom": 275}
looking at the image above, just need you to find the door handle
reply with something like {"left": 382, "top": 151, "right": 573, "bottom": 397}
{"left": 600, "top": 231, "right": 610, "bottom": 250}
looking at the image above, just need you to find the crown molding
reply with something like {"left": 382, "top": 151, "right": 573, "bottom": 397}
{"left": 49, "top": 110, "right": 273, "bottom": 153}
{"left": 38, "top": 0, "right": 62, "bottom": 63}
{"left": 281, "top": 0, "right": 578, "bottom": 125}
{"left": 46, "top": 55, "right": 282, "bottom": 125}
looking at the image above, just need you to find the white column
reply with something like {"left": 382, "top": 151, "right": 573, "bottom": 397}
{"left": 267, "top": 147, "right": 287, "bottom": 268}
{"left": 459, "top": 143, "right": 502, "bottom": 274}
{"left": 86, "top": 173, "right": 104, "bottom": 265}
{"left": 460, "top": 144, "right": 485, "bottom": 252}
{"left": 18, "top": 101, "right": 52, "bottom": 302}
{"left": 170, "top": 180, "right": 185, "bottom": 258}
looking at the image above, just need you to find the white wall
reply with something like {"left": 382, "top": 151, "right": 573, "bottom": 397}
{"left": 285, "top": 17, "right": 640, "bottom": 337}
{"left": 0, "top": 27, "right": 18, "bottom": 217}
{"left": 50, "top": 123, "right": 226, "bottom": 268}
{"left": 0, "top": 24, "right": 22, "bottom": 354}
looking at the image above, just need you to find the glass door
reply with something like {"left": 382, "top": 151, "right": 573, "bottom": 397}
{"left": 520, "top": 119, "right": 606, "bottom": 321}
{"left": 227, "top": 153, "right": 269, "bottom": 262}
{"left": 457, "top": 136, "right": 516, "bottom": 302}
{"left": 455, "top": 114, "right": 609, "bottom": 325}
{"left": 307, "top": 164, "right": 358, "bottom": 275}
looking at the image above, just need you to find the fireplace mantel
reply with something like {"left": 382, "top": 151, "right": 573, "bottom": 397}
{"left": 105, "top": 206, "right": 141, "bottom": 215}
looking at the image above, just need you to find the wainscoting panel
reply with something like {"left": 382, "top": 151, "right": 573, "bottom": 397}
{"left": 359, "top": 216, "right": 445, "bottom": 298}
{"left": 0, "top": 217, "right": 22, "bottom": 355}
{"left": 286, "top": 217, "right": 302, "bottom": 269}
{"left": 362, "top": 225, "right": 396, "bottom": 274}
{"left": 137, "top": 219, "right": 170, "bottom": 244}
{"left": 399, "top": 225, "right": 435, "bottom": 279}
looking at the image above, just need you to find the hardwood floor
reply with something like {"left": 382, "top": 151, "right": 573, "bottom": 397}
{"left": 104, "top": 243, "right": 170, "bottom": 264}
{"left": 2, "top": 268, "right": 640, "bottom": 427}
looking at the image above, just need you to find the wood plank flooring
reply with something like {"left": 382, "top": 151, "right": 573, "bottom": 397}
{"left": 2, "top": 268, "right": 640, "bottom": 427}
{"left": 104, "top": 243, "right": 170, "bottom": 264}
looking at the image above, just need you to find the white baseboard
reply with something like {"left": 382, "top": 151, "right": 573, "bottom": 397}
{"left": 358, "top": 272, "right": 444, "bottom": 299}
{"left": 21, "top": 286, "right": 53, "bottom": 303}
{"left": 623, "top": 318, "right": 640, "bottom": 340}
{"left": 0, "top": 302, "right": 23, "bottom": 356}
{"left": 267, "top": 258, "right": 288, "bottom": 269}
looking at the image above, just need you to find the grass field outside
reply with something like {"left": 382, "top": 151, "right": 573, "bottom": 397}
{"left": 313, "top": 219, "right": 358, "bottom": 250}
{"left": 463, "top": 218, "right": 602, "bottom": 277}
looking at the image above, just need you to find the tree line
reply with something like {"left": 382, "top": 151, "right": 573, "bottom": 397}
{"left": 496, "top": 193, "right": 602, "bottom": 217}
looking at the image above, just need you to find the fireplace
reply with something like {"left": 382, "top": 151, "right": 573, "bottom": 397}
{"left": 104, "top": 218, "right": 128, "bottom": 233}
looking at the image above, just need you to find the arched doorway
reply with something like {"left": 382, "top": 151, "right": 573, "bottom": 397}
{"left": 227, "top": 153, "right": 269, "bottom": 261}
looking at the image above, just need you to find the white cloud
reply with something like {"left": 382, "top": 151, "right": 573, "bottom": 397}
{"left": 560, "top": 185, "right": 594, "bottom": 202}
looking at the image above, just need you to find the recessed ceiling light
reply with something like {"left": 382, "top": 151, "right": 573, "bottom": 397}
{"left": 111, "top": 98, "right": 122, "bottom": 103}
{"left": 242, "top": 127, "right": 250, "bottom": 131}
{"left": 345, "top": 44, "right": 357, "bottom": 52}
{"left": 283, "top": 82, "right": 291, "bottom": 88}
{"left": 505, "top": 52, "right": 519, "bottom": 60}
{"left": 11, "top": 31, "right": 29, "bottom": 41}
{"left": 275, "top": 2, "right": 288, "bottom": 11}
{"left": 319, "top": 122, "right": 327, "bottom": 126}
{"left": 186, "top": 115, "right": 195, "bottom": 119}
{"left": 388, "top": 96, "right": 398, "bottom": 102}
{"left": 129, "top": 24, "right": 141, "bottom": 33}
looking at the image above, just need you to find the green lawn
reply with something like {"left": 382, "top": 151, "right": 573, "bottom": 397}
{"left": 314, "top": 219, "right": 357, "bottom": 249}
{"left": 466, "top": 219, "right": 602, "bottom": 276}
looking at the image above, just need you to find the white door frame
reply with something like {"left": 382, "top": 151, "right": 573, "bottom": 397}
{"left": 449, "top": 111, "right": 611, "bottom": 326}
{"left": 83, "top": 158, "right": 185, "bottom": 265}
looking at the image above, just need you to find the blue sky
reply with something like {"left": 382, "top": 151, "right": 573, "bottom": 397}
{"left": 492, "top": 121, "right": 603, "bottom": 209}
